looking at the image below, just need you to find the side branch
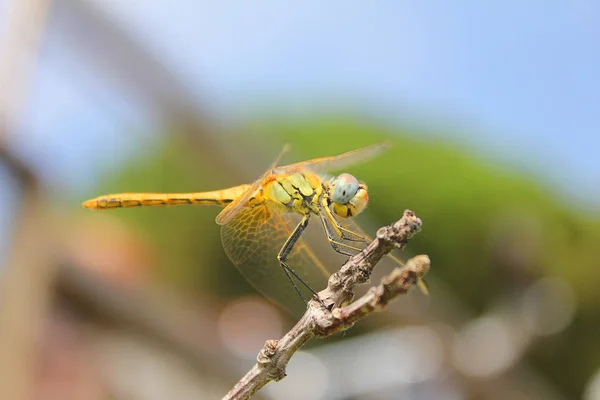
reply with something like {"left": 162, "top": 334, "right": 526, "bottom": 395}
{"left": 223, "top": 210, "right": 428, "bottom": 400}
{"left": 330, "top": 255, "right": 430, "bottom": 327}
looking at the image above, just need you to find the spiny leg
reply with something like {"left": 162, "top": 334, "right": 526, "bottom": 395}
{"left": 277, "top": 214, "right": 324, "bottom": 306}
{"left": 318, "top": 211, "right": 364, "bottom": 256}
{"left": 335, "top": 223, "right": 367, "bottom": 242}
{"left": 320, "top": 198, "right": 366, "bottom": 242}
{"left": 279, "top": 261, "right": 308, "bottom": 304}
{"left": 328, "top": 238, "right": 361, "bottom": 257}
{"left": 281, "top": 262, "right": 319, "bottom": 297}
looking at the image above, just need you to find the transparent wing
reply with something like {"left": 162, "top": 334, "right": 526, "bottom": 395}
{"left": 215, "top": 179, "right": 261, "bottom": 225}
{"left": 275, "top": 141, "right": 391, "bottom": 175}
{"left": 216, "top": 144, "right": 291, "bottom": 225}
{"left": 220, "top": 203, "right": 333, "bottom": 316}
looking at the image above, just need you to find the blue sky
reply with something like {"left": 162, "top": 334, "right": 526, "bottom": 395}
{"left": 3, "top": 0, "right": 600, "bottom": 208}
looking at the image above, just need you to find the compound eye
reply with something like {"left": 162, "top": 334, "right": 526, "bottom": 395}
{"left": 332, "top": 173, "right": 359, "bottom": 204}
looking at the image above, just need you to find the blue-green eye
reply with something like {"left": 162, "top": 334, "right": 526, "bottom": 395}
{"left": 332, "top": 173, "right": 359, "bottom": 204}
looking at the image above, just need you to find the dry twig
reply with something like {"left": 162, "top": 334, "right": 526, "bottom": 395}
{"left": 223, "top": 209, "right": 429, "bottom": 400}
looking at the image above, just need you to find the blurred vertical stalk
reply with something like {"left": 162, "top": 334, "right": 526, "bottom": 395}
{"left": 0, "top": 0, "right": 53, "bottom": 399}
{"left": 0, "top": 0, "right": 51, "bottom": 134}
{"left": 0, "top": 160, "right": 55, "bottom": 400}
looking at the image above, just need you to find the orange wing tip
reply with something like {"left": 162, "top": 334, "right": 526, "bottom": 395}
{"left": 215, "top": 212, "right": 229, "bottom": 226}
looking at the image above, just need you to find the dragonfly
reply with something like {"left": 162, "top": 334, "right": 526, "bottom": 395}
{"left": 83, "top": 142, "right": 427, "bottom": 315}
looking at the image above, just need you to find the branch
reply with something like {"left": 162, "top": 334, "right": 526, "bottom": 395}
{"left": 223, "top": 209, "right": 429, "bottom": 400}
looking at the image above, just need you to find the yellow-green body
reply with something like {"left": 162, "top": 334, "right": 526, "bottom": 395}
{"left": 83, "top": 170, "right": 327, "bottom": 219}
{"left": 82, "top": 142, "right": 428, "bottom": 309}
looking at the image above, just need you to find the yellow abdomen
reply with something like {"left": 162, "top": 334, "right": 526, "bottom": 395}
{"left": 82, "top": 184, "right": 251, "bottom": 210}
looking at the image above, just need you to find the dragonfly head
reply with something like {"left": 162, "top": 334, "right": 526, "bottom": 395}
{"left": 330, "top": 173, "right": 369, "bottom": 218}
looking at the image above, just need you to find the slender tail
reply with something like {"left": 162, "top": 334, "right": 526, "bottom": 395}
{"left": 82, "top": 185, "right": 250, "bottom": 210}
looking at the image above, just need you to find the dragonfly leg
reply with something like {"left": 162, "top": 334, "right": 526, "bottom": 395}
{"left": 320, "top": 198, "right": 366, "bottom": 242}
{"left": 318, "top": 213, "right": 364, "bottom": 257}
{"left": 336, "top": 224, "right": 366, "bottom": 242}
{"left": 279, "top": 262, "right": 308, "bottom": 305}
{"left": 328, "top": 238, "right": 361, "bottom": 256}
{"left": 277, "top": 214, "right": 325, "bottom": 307}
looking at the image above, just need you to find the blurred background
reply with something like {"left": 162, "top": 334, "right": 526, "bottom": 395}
{"left": 0, "top": 1, "right": 599, "bottom": 399}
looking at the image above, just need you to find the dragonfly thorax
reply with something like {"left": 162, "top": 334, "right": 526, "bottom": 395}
{"left": 262, "top": 171, "right": 324, "bottom": 215}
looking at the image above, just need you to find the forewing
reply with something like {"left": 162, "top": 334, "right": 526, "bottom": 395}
{"left": 275, "top": 141, "right": 390, "bottom": 175}
{"left": 216, "top": 144, "right": 291, "bottom": 225}
{"left": 215, "top": 179, "right": 260, "bottom": 225}
{"left": 220, "top": 204, "right": 332, "bottom": 316}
